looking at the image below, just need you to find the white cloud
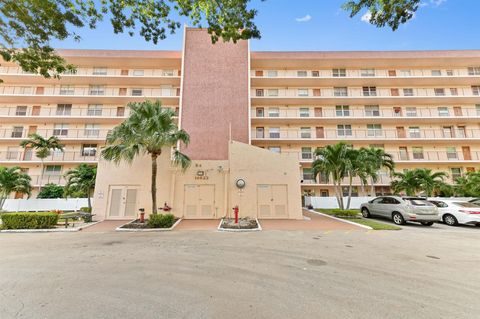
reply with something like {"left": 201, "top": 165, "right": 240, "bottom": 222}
{"left": 361, "top": 12, "right": 372, "bottom": 23}
{"left": 420, "top": 0, "right": 447, "bottom": 7}
{"left": 295, "top": 14, "right": 312, "bottom": 23}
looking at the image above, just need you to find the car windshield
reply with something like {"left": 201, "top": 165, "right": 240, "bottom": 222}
{"left": 453, "top": 202, "right": 480, "bottom": 208}
{"left": 406, "top": 199, "right": 434, "bottom": 206}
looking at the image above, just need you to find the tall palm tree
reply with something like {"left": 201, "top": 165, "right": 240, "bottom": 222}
{"left": 344, "top": 148, "right": 368, "bottom": 209}
{"left": 101, "top": 100, "right": 191, "bottom": 214}
{"left": 20, "top": 134, "right": 64, "bottom": 191}
{"left": 391, "top": 170, "right": 422, "bottom": 196}
{"left": 362, "top": 147, "right": 395, "bottom": 196}
{"left": 312, "top": 142, "right": 350, "bottom": 210}
{"left": 0, "top": 166, "right": 32, "bottom": 210}
{"left": 64, "top": 164, "right": 97, "bottom": 210}
{"left": 416, "top": 168, "right": 447, "bottom": 197}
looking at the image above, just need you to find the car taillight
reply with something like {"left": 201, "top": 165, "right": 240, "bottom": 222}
{"left": 459, "top": 210, "right": 480, "bottom": 215}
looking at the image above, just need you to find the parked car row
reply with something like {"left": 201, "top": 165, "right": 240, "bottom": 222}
{"left": 360, "top": 196, "right": 480, "bottom": 227}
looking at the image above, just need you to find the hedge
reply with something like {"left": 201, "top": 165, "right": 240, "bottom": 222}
{"left": 147, "top": 214, "right": 176, "bottom": 228}
{"left": 1, "top": 212, "right": 59, "bottom": 230}
{"left": 317, "top": 209, "right": 360, "bottom": 219}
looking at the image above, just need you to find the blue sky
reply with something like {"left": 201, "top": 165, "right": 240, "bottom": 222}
{"left": 52, "top": 0, "right": 480, "bottom": 51}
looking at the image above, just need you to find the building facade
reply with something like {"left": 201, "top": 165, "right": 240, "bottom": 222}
{"left": 1, "top": 28, "right": 480, "bottom": 217}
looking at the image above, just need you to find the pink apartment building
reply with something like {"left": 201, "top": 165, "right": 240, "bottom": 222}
{"left": 1, "top": 28, "right": 480, "bottom": 220}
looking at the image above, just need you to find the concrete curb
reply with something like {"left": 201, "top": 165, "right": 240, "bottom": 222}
{"left": 217, "top": 218, "right": 262, "bottom": 232}
{"left": 0, "top": 221, "right": 102, "bottom": 233}
{"left": 115, "top": 218, "right": 182, "bottom": 232}
{"left": 307, "top": 209, "right": 373, "bottom": 230}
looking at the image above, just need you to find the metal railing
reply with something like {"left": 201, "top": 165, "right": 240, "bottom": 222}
{"left": 0, "top": 151, "right": 99, "bottom": 162}
{"left": 0, "top": 128, "right": 111, "bottom": 139}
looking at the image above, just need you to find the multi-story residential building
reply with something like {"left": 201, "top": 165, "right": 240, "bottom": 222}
{"left": 1, "top": 28, "right": 480, "bottom": 219}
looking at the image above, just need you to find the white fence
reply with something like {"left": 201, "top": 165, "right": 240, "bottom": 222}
{"left": 304, "top": 196, "right": 476, "bottom": 209}
{"left": 2, "top": 198, "right": 91, "bottom": 212}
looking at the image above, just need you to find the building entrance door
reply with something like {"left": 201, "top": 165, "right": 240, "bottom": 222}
{"left": 257, "top": 184, "right": 288, "bottom": 219}
{"left": 107, "top": 186, "right": 138, "bottom": 219}
{"left": 183, "top": 184, "right": 215, "bottom": 219}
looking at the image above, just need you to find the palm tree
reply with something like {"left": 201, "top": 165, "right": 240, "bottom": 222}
{"left": 416, "top": 168, "right": 447, "bottom": 197}
{"left": 20, "top": 134, "right": 64, "bottom": 191}
{"left": 362, "top": 147, "right": 395, "bottom": 196}
{"left": 0, "top": 166, "right": 32, "bottom": 210}
{"left": 391, "top": 170, "right": 421, "bottom": 196}
{"left": 64, "top": 164, "right": 97, "bottom": 210}
{"left": 101, "top": 100, "right": 191, "bottom": 214}
{"left": 454, "top": 171, "right": 480, "bottom": 197}
{"left": 312, "top": 142, "right": 350, "bottom": 210}
{"left": 344, "top": 148, "right": 368, "bottom": 209}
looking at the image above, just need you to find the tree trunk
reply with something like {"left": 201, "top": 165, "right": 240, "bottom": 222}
{"left": 0, "top": 194, "right": 6, "bottom": 210}
{"left": 87, "top": 188, "right": 92, "bottom": 210}
{"left": 151, "top": 153, "right": 158, "bottom": 214}
{"left": 347, "top": 175, "right": 353, "bottom": 209}
{"left": 370, "top": 177, "right": 375, "bottom": 197}
{"left": 39, "top": 159, "right": 45, "bottom": 192}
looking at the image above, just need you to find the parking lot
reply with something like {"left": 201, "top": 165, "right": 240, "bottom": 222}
{"left": 1, "top": 217, "right": 479, "bottom": 319}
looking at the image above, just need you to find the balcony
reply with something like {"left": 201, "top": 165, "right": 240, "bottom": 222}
{"left": 301, "top": 175, "right": 393, "bottom": 186}
{"left": 29, "top": 175, "right": 66, "bottom": 186}
{"left": 0, "top": 86, "right": 180, "bottom": 104}
{"left": 0, "top": 151, "right": 99, "bottom": 163}
{"left": 252, "top": 128, "right": 480, "bottom": 142}
{"left": 251, "top": 87, "right": 480, "bottom": 105}
{"left": 0, "top": 128, "right": 110, "bottom": 141}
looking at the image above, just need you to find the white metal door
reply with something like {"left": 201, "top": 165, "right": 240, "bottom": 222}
{"left": 257, "top": 184, "right": 288, "bottom": 219}
{"left": 107, "top": 186, "right": 138, "bottom": 219}
{"left": 183, "top": 184, "right": 215, "bottom": 219}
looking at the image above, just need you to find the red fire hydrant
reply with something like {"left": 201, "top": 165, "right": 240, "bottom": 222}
{"left": 233, "top": 206, "right": 239, "bottom": 224}
{"left": 139, "top": 208, "right": 145, "bottom": 223}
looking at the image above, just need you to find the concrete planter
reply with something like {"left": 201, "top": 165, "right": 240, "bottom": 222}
{"left": 217, "top": 218, "right": 262, "bottom": 232}
{"left": 0, "top": 221, "right": 102, "bottom": 233}
{"left": 116, "top": 218, "right": 182, "bottom": 232}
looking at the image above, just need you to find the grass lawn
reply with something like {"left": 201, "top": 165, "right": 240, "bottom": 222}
{"left": 315, "top": 209, "right": 401, "bottom": 230}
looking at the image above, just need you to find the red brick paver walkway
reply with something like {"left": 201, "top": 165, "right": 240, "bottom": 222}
{"left": 259, "top": 210, "right": 363, "bottom": 231}
{"left": 81, "top": 220, "right": 132, "bottom": 232}
{"left": 175, "top": 219, "right": 219, "bottom": 230}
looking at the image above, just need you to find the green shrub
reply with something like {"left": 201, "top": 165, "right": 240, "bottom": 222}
{"left": 1, "top": 212, "right": 59, "bottom": 229}
{"left": 318, "top": 209, "right": 360, "bottom": 218}
{"left": 147, "top": 213, "right": 175, "bottom": 228}
{"left": 79, "top": 207, "right": 93, "bottom": 222}
{"left": 37, "top": 183, "right": 64, "bottom": 199}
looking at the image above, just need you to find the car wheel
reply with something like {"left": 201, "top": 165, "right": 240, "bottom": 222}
{"left": 392, "top": 212, "right": 405, "bottom": 225}
{"left": 421, "top": 222, "right": 434, "bottom": 226}
{"left": 443, "top": 214, "right": 458, "bottom": 226}
{"left": 361, "top": 208, "right": 371, "bottom": 218}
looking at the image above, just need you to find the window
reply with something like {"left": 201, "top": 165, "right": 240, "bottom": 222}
{"left": 361, "top": 69, "right": 375, "bottom": 77}
{"left": 268, "top": 146, "right": 281, "bottom": 154}
{"left": 256, "top": 127, "right": 264, "bottom": 138}
{"left": 53, "top": 124, "right": 68, "bottom": 136}
{"left": 399, "top": 147, "right": 409, "bottom": 160}
{"left": 92, "top": 67, "right": 107, "bottom": 75}
{"left": 15, "top": 106, "right": 27, "bottom": 116}
{"left": 362, "top": 86, "right": 377, "bottom": 96}
{"left": 299, "top": 108, "right": 310, "bottom": 117}
{"left": 443, "top": 126, "right": 453, "bottom": 138}
{"left": 403, "top": 88, "right": 414, "bottom": 96}
{"left": 266, "top": 70, "right": 278, "bottom": 77}
{"left": 297, "top": 89, "right": 309, "bottom": 96}
{"left": 336, "top": 105, "right": 350, "bottom": 117}
{"left": 256, "top": 108, "right": 264, "bottom": 117}
{"left": 334, "top": 87, "right": 348, "bottom": 96}
{"left": 268, "top": 108, "right": 279, "bottom": 118}
{"left": 84, "top": 124, "right": 100, "bottom": 137}
{"left": 161, "top": 70, "right": 174, "bottom": 76}
{"left": 81, "top": 144, "right": 98, "bottom": 156}
{"left": 409, "top": 127, "right": 421, "bottom": 138}
{"left": 87, "top": 104, "right": 103, "bottom": 116}
{"left": 446, "top": 147, "right": 458, "bottom": 159}
{"left": 400, "top": 70, "right": 411, "bottom": 77}
{"left": 11, "top": 126, "right": 23, "bottom": 138}
{"left": 451, "top": 168, "right": 462, "bottom": 180}
{"left": 438, "top": 107, "right": 449, "bottom": 117}
{"left": 269, "top": 127, "right": 280, "bottom": 138}
{"left": 89, "top": 85, "right": 105, "bottom": 95}
{"left": 267, "top": 89, "right": 279, "bottom": 96}
{"left": 365, "top": 105, "right": 380, "bottom": 116}
{"left": 311, "top": 71, "right": 320, "bottom": 77}
{"left": 367, "top": 124, "right": 382, "bottom": 137}
{"left": 302, "top": 168, "right": 314, "bottom": 182}
{"left": 434, "top": 88, "right": 445, "bottom": 96}
{"left": 457, "top": 126, "right": 466, "bottom": 138}
{"left": 342, "top": 186, "right": 359, "bottom": 197}
{"left": 450, "top": 88, "right": 458, "bottom": 96}
{"left": 6, "top": 147, "right": 18, "bottom": 160}
{"left": 56, "top": 104, "right": 72, "bottom": 116}
{"left": 472, "top": 86, "right": 480, "bottom": 95}
{"left": 406, "top": 107, "right": 417, "bottom": 117}
{"left": 412, "top": 147, "right": 424, "bottom": 159}
{"left": 332, "top": 69, "right": 346, "bottom": 77}
{"left": 446, "top": 70, "right": 454, "bottom": 76}
{"left": 44, "top": 165, "right": 62, "bottom": 175}
{"left": 300, "top": 127, "right": 311, "bottom": 139}
{"left": 256, "top": 89, "right": 264, "bottom": 97}
{"left": 133, "top": 69, "right": 144, "bottom": 76}
{"left": 337, "top": 124, "right": 352, "bottom": 137}
{"left": 468, "top": 67, "right": 480, "bottom": 76}
{"left": 59, "top": 85, "right": 74, "bottom": 95}
{"left": 297, "top": 70, "right": 308, "bottom": 77}
{"left": 301, "top": 147, "right": 312, "bottom": 160}
{"left": 131, "top": 88, "right": 143, "bottom": 96}
{"left": 431, "top": 70, "right": 442, "bottom": 76}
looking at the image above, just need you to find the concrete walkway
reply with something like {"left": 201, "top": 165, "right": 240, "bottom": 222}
{"left": 81, "top": 220, "right": 131, "bottom": 232}
{"left": 259, "top": 210, "right": 363, "bottom": 231}
{"left": 175, "top": 219, "right": 219, "bottom": 230}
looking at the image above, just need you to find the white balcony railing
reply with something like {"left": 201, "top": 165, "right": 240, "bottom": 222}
{"left": 0, "top": 151, "right": 99, "bottom": 162}
{"left": 0, "top": 128, "right": 111, "bottom": 140}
